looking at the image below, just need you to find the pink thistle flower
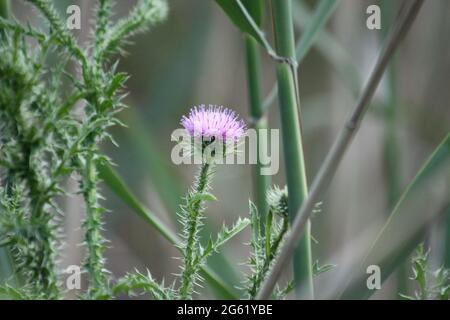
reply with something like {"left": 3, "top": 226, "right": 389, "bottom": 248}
{"left": 181, "top": 105, "right": 246, "bottom": 142}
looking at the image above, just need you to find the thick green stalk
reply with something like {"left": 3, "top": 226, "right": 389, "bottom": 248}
{"left": 386, "top": 65, "right": 409, "bottom": 297}
{"left": 241, "top": 1, "right": 270, "bottom": 222}
{"left": 383, "top": 69, "right": 400, "bottom": 208}
{"left": 264, "top": 0, "right": 341, "bottom": 110}
{"left": 381, "top": 0, "right": 407, "bottom": 297}
{"left": 245, "top": 35, "right": 270, "bottom": 222}
{"left": 14, "top": 147, "right": 60, "bottom": 299}
{"left": 270, "top": 0, "right": 313, "bottom": 298}
{"left": 381, "top": 0, "right": 401, "bottom": 214}
{"left": 0, "top": 0, "right": 9, "bottom": 19}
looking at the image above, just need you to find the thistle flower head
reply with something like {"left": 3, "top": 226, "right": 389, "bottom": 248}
{"left": 267, "top": 185, "right": 289, "bottom": 218}
{"left": 181, "top": 105, "right": 246, "bottom": 142}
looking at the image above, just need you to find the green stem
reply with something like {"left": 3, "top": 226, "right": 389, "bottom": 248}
{"left": 23, "top": 146, "right": 59, "bottom": 298}
{"left": 381, "top": 0, "right": 406, "bottom": 297}
{"left": 444, "top": 210, "right": 450, "bottom": 268}
{"left": 381, "top": 1, "right": 401, "bottom": 213}
{"left": 270, "top": 0, "right": 313, "bottom": 298}
{"left": 94, "top": 0, "right": 111, "bottom": 69}
{"left": 21, "top": 165, "right": 59, "bottom": 298}
{"left": 270, "top": 218, "right": 289, "bottom": 260}
{"left": 81, "top": 152, "right": 109, "bottom": 298}
{"left": 384, "top": 68, "right": 401, "bottom": 207}
{"left": 263, "top": 0, "right": 341, "bottom": 111}
{"left": 0, "top": 0, "right": 9, "bottom": 19}
{"left": 180, "top": 162, "right": 212, "bottom": 299}
{"left": 245, "top": 34, "right": 270, "bottom": 223}
{"left": 28, "top": 218, "right": 60, "bottom": 299}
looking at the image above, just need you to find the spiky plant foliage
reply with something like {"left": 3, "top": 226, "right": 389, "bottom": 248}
{"left": 0, "top": 27, "right": 74, "bottom": 299}
{"left": 113, "top": 270, "right": 177, "bottom": 300}
{"left": 0, "top": 185, "right": 59, "bottom": 299}
{"left": 0, "top": 0, "right": 168, "bottom": 299}
{"left": 177, "top": 159, "right": 250, "bottom": 299}
{"left": 244, "top": 186, "right": 290, "bottom": 299}
{"left": 400, "top": 244, "right": 450, "bottom": 300}
{"left": 110, "top": 161, "right": 249, "bottom": 300}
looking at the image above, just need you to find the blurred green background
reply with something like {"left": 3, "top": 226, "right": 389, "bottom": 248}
{"left": 3, "top": 0, "right": 450, "bottom": 299}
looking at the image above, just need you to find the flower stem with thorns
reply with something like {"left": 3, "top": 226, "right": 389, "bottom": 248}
{"left": 178, "top": 105, "right": 247, "bottom": 299}
{"left": 179, "top": 161, "right": 213, "bottom": 299}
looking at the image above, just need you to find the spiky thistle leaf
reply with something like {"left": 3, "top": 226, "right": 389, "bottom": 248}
{"left": 243, "top": 192, "right": 289, "bottom": 299}
{"left": 113, "top": 270, "right": 176, "bottom": 300}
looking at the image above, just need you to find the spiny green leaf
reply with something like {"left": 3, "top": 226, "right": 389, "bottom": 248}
{"left": 204, "top": 217, "right": 250, "bottom": 258}
{"left": 249, "top": 201, "right": 261, "bottom": 243}
{"left": 273, "top": 281, "right": 294, "bottom": 300}
{"left": 99, "top": 0, "right": 168, "bottom": 59}
{"left": 188, "top": 192, "right": 217, "bottom": 209}
{"left": 400, "top": 244, "right": 450, "bottom": 300}
{"left": 113, "top": 270, "right": 175, "bottom": 300}
{"left": 312, "top": 260, "right": 336, "bottom": 277}
{"left": 0, "top": 284, "right": 32, "bottom": 300}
